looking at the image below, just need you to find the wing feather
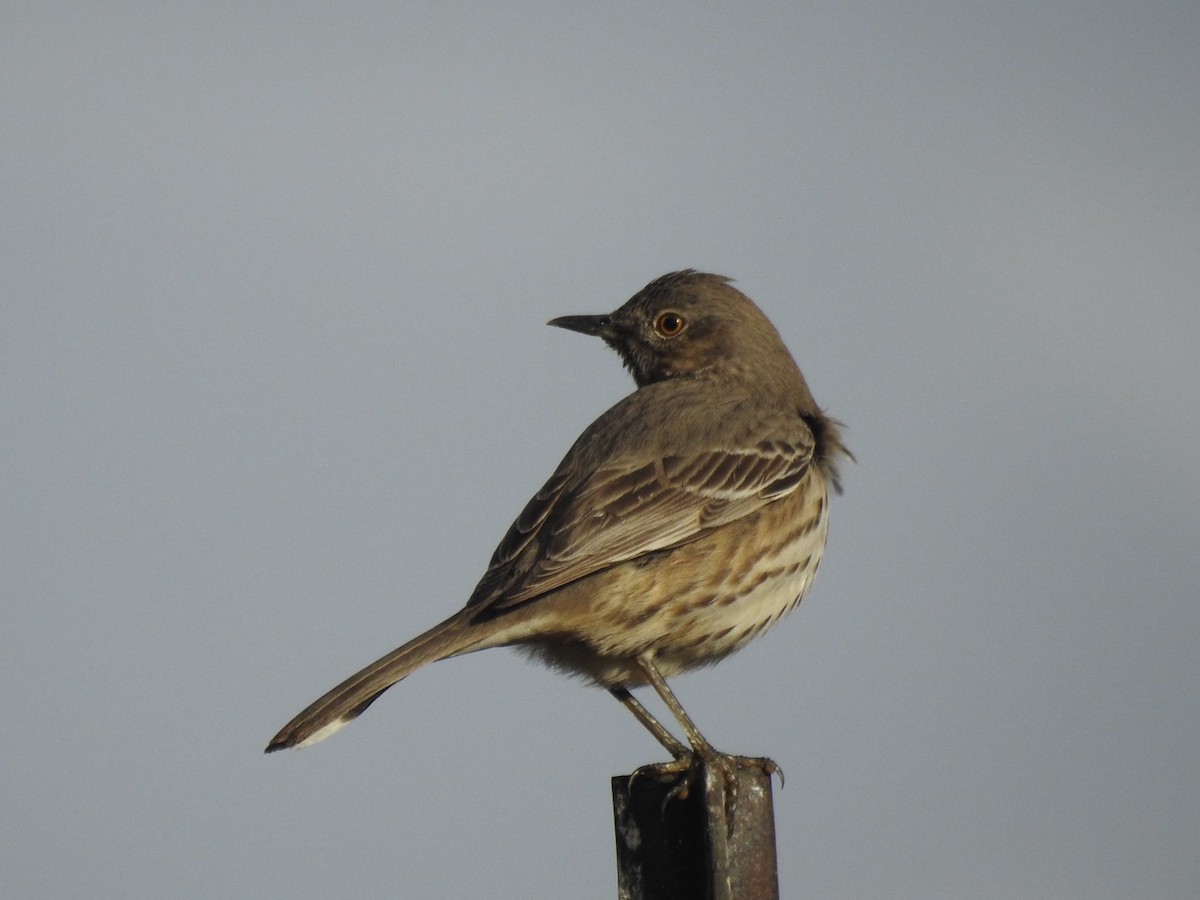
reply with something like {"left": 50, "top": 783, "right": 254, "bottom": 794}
{"left": 468, "top": 432, "right": 815, "bottom": 615}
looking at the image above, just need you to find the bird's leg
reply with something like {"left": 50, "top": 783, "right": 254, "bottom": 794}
{"left": 636, "top": 656, "right": 719, "bottom": 758}
{"left": 608, "top": 685, "right": 690, "bottom": 758}
{"left": 610, "top": 682, "right": 697, "bottom": 810}
{"left": 634, "top": 654, "right": 782, "bottom": 832}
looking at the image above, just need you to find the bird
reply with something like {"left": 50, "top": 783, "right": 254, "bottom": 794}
{"left": 266, "top": 270, "right": 849, "bottom": 797}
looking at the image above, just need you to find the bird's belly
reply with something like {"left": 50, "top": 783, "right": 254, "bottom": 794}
{"left": 523, "top": 487, "right": 831, "bottom": 686}
{"left": 649, "top": 538, "right": 824, "bottom": 674}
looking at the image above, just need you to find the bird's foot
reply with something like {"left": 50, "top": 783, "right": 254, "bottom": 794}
{"left": 628, "top": 753, "right": 697, "bottom": 809}
{"left": 704, "top": 751, "right": 782, "bottom": 836}
{"left": 629, "top": 749, "right": 782, "bottom": 834}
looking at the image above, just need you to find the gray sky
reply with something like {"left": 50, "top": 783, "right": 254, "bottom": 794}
{"left": 4, "top": 3, "right": 1198, "bottom": 898}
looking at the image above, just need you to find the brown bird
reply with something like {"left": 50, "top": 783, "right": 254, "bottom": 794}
{"left": 267, "top": 270, "right": 849, "bottom": 791}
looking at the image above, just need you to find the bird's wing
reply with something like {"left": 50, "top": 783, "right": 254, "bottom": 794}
{"left": 467, "top": 434, "right": 815, "bottom": 614}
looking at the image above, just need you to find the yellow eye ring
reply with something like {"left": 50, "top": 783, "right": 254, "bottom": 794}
{"left": 654, "top": 312, "right": 686, "bottom": 338}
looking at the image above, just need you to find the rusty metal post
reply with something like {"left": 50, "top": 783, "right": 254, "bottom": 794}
{"left": 612, "top": 763, "right": 779, "bottom": 900}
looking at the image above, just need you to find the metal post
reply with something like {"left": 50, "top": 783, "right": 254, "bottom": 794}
{"left": 612, "top": 763, "right": 779, "bottom": 900}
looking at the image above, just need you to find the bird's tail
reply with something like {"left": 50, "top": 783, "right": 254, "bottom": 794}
{"left": 265, "top": 608, "right": 499, "bottom": 752}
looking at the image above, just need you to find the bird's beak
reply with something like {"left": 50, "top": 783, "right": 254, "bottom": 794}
{"left": 547, "top": 314, "right": 616, "bottom": 338}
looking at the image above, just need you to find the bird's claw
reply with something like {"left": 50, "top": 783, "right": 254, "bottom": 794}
{"left": 627, "top": 751, "right": 782, "bottom": 835}
{"left": 705, "top": 753, "right": 781, "bottom": 836}
{"left": 629, "top": 754, "right": 696, "bottom": 811}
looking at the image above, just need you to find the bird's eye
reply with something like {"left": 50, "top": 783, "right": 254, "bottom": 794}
{"left": 654, "top": 312, "right": 686, "bottom": 338}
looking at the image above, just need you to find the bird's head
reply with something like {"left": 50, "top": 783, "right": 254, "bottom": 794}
{"left": 549, "top": 270, "right": 796, "bottom": 388}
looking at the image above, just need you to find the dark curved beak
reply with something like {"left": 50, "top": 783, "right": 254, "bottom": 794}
{"left": 547, "top": 314, "right": 615, "bottom": 338}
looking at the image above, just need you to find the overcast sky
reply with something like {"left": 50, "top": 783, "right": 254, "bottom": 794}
{"left": 4, "top": 3, "right": 1198, "bottom": 898}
